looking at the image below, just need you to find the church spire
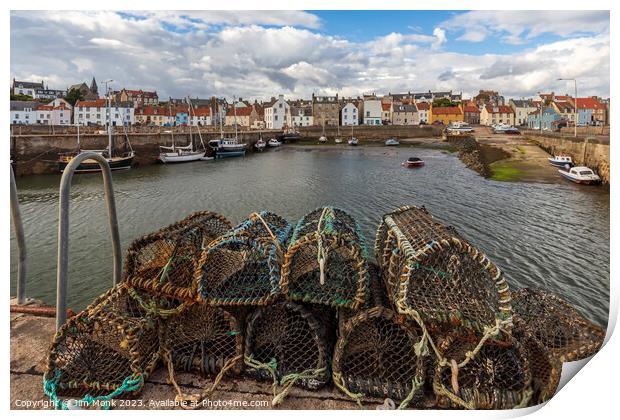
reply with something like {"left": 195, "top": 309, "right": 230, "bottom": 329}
{"left": 90, "top": 77, "right": 98, "bottom": 95}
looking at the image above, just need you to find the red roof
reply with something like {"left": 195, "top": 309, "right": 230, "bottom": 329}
{"left": 575, "top": 97, "right": 605, "bottom": 110}
{"left": 227, "top": 106, "right": 252, "bottom": 117}
{"left": 192, "top": 107, "right": 211, "bottom": 117}
{"left": 381, "top": 103, "right": 391, "bottom": 111}
{"left": 463, "top": 106, "right": 480, "bottom": 113}
{"left": 75, "top": 99, "right": 107, "bottom": 108}
{"left": 433, "top": 106, "right": 462, "bottom": 115}
{"left": 485, "top": 105, "right": 514, "bottom": 114}
{"left": 416, "top": 102, "right": 430, "bottom": 110}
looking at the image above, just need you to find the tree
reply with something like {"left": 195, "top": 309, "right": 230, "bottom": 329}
{"left": 64, "top": 88, "right": 84, "bottom": 107}
{"left": 432, "top": 98, "right": 458, "bottom": 108}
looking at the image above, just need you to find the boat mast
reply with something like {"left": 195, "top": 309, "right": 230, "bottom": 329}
{"left": 169, "top": 102, "right": 175, "bottom": 152}
{"left": 233, "top": 96, "right": 238, "bottom": 141}
{"left": 107, "top": 91, "right": 113, "bottom": 158}
{"left": 76, "top": 123, "right": 81, "bottom": 151}
{"left": 219, "top": 102, "right": 223, "bottom": 139}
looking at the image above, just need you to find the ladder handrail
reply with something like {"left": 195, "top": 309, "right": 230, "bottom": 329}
{"left": 10, "top": 165, "right": 27, "bottom": 304}
{"left": 56, "top": 152, "right": 121, "bottom": 330}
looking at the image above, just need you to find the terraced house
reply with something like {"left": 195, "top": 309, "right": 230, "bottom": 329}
{"left": 391, "top": 104, "right": 418, "bottom": 125}
{"left": 430, "top": 105, "right": 463, "bottom": 125}
{"left": 312, "top": 94, "right": 339, "bottom": 126}
{"left": 480, "top": 105, "right": 515, "bottom": 126}
{"left": 74, "top": 99, "right": 134, "bottom": 126}
{"left": 509, "top": 99, "right": 537, "bottom": 126}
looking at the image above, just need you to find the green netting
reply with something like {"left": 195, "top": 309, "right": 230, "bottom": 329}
{"left": 281, "top": 206, "right": 370, "bottom": 309}
{"left": 44, "top": 284, "right": 160, "bottom": 408}
{"left": 197, "top": 211, "right": 291, "bottom": 306}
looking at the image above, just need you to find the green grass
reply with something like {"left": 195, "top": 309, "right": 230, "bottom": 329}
{"left": 489, "top": 161, "right": 524, "bottom": 182}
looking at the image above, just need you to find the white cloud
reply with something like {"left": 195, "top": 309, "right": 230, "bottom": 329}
{"left": 9, "top": 11, "right": 610, "bottom": 100}
{"left": 444, "top": 10, "right": 609, "bottom": 44}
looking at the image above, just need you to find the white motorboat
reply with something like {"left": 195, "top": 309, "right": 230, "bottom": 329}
{"left": 548, "top": 155, "right": 574, "bottom": 168}
{"left": 348, "top": 138, "right": 359, "bottom": 146}
{"left": 447, "top": 122, "right": 474, "bottom": 133}
{"left": 558, "top": 166, "right": 601, "bottom": 184}
{"left": 385, "top": 138, "right": 400, "bottom": 146}
{"left": 268, "top": 138, "right": 281, "bottom": 147}
{"left": 335, "top": 138, "right": 343, "bottom": 144}
{"left": 318, "top": 136, "right": 327, "bottom": 143}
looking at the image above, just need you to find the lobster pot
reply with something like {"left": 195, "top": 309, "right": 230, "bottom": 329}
{"left": 44, "top": 284, "right": 160, "bottom": 399}
{"left": 514, "top": 327, "right": 561, "bottom": 405}
{"left": 162, "top": 303, "right": 243, "bottom": 375}
{"left": 281, "top": 207, "right": 370, "bottom": 309}
{"left": 332, "top": 307, "right": 426, "bottom": 405}
{"left": 511, "top": 288, "right": 605, "bottom": 362}
{"left": 245, "top": 302, "right": 332, "bottom": 390}
{"left": 123, "top": 211, "right": 232, "bottom": 302}
{"left": 378, "top": 205, "right": 512, "bottom": 333}
{"left": 433, "top": 333, "right": 532, "bottom": 409}
{"left": 197, "top": 212, "right": 291, "bottom": 306}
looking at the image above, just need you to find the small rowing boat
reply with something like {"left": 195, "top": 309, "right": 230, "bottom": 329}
{"left": 402, "top": 157, "right": 425, "bottom": 168}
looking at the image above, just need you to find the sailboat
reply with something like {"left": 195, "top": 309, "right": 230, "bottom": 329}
{"left": 335, "top": 122, "right": 342, "bottom": 144}
{"left": 158, "top": 99, "right": 207, "bottom": 163}
{"left": 348, "top": 124, "right": 359, "bottom": 146}
{"left": 208, "top": 98, "right": 247, "bottom": 159}
{"left": 255, "top": 131, "right": 266, "bottom": 151}
{"left": 318, "top": 119, "right": 327, "bottom": 143}
{"left": 58, "top": 99, "right": 134, "bottom": 173}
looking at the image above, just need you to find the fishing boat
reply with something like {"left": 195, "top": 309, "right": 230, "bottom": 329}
{"left": 255, "top": 134, "right": 266, "bottom": 151}
{"left": 58, "top": 105, "right": 134, "bottom": 173}
{"left": 447, "top": 121, "right": 474, "bottom": 134}
{"left": 158, "top": 100, "right": 207, "bottom": 163}
{"left": 278, "top": 127, "right": 300, "bottom": 143}
{"left": 558, "top": 166, "right": 601, "bottom": 184}
{"left": 208, "top": 98, "right": 247, "bottom": 159}
{"left": 402, "top": 157, "right": 425, "bottom": 167}
{"left": 268, "top": 138, "right": 282, "bottom": 147}
{"left": 385, "top": 138, "right": 400, "bottom": 146}
{"left": 548, "top": 155, "right": 574, "bottom": 168}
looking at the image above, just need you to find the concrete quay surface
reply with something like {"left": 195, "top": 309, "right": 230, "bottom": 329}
{"left": 9, "top": 311, "right": 407, "bottom": 410}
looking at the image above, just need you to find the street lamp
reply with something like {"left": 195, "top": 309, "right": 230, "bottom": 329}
{"left": 557, "top": 78, "right": 577, "bottom": 137}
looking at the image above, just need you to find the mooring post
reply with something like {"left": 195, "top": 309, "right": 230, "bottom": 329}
{"left": 10, "top": 166, "right": 27, "bottom": 305}
{"left": 56, "top": 152, "right": 122, "bottom": 330}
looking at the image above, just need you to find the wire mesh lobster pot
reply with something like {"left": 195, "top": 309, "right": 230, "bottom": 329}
{"left": 511, "top": 288, "right": 605, "bottom": 362}
{"left": 513, "top": 326, "right": 561, "bottom": 405}
{"left": 123, "top": 211, "right": 232, "bottom": 302}
{"left": 44, "top": 284, "right": 160, "bottom": 403}
{"left": 281, "top": 207, "right": 370, "bottom": 309}
{"left": 433, "top": 332, "right": 533, "bottom": 409}
{"left": 161, "top": 303, "right": 243, "bottom": 376}
{"left": 333, "top": 306, "right": 426, "bottom": 406}
{"left": 377, "top": 205, "right": 512, "bottom": 333}
{"left": 197, "top": 211, "right": 292, "bottom": 306}
{"left": 244, "top": 301, "right": 333, "bottom": 390}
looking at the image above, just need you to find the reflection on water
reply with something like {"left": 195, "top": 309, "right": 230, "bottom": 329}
{"left": 10, "top": 147, "right": 610, "bottom": 326}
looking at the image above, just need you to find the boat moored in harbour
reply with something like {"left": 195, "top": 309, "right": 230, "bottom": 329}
{"left": 558, "top": 166, "right": 601, "bottom": 184}
{"left": 209, "top": 98, "right": 247, "bottom": 159}
{"left": 548, "top": 155, "right": 574, "bottom": 168}
{"left": 158, "top": 99, "right": 208, "bottom": 163}
{"left": 385, "top": 138, "right": 400, "bottom": 146}
{"left": 402, "top": 157, "right": 425, "bottom": 168}
{"left": 348, "top": 138, "right": 358, "bottom": 146}
{"left": 268, "top": 138, "right": 282, "bottom": 147}
{"left": 255, "top": 137, "right": 266, "bottom": 151}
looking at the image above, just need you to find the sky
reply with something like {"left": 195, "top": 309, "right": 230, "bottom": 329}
{"left": 10, "top": 10, "right": 610, "bottom": 101}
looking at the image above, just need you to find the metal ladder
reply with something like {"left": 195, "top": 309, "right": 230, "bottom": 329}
{"left": 55, "top": 152, "right": 122, "bottom": 330}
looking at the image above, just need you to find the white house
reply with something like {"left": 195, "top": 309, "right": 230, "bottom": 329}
{"left": 190, "top": 107, "right": 212, "bottom": 126}
{"left": 363, "top": 99, "right": 382, "bottom": 125}
{"left": 264, "top": 95, "right": 291, "bottom": 130}
{"left": 75, "top": 99, "right": 134, "bottom": 126}
{"left": 10, "top": 101, "right": 38, "bottom": 125}
{"left": 35, "top": 103, "right": 72, "bottom": 125}
{"left": 291, "top": 106, "right": 313, "bottom": 127}
{"left": 341, "top": 102, "right": 359, "bottom": 126}
{"left": 12, "top": 80, "right": 44, "bottom": 97}
{"left": 416, "top": 102, "right": 430, "bottom": 123}
{"left": 509, "top": 99, "right": 537, "bottom": 126}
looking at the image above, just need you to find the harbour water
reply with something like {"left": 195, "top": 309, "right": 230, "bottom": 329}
{"left": 10, "top": 146, "right": 610, "bottom": 327}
